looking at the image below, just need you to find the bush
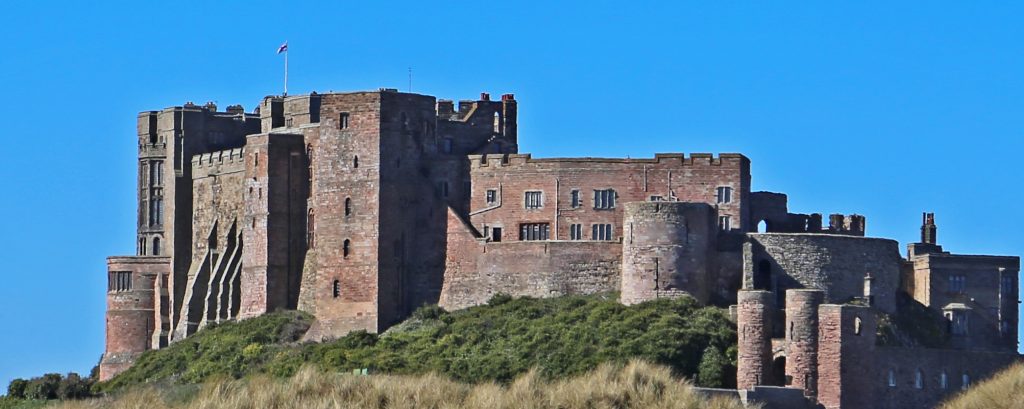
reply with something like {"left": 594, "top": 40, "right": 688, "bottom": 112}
{"left": 98, "top": 294, "right": 738, "bottom": 392}
{"left": 23, "top": 374, "right": 60, "bottom": 400}
{"left": 6, "top": 379, "right": 27, "bottom": 399}
{"left": 57, "top": 372, "right": 92, "bottom": 399}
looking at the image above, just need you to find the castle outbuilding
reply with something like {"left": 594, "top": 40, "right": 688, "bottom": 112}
{"left": 100, "top": 90, "right": 1019, "bottom": 409}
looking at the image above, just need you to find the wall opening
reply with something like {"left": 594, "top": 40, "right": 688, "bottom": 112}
{"left": 332, "top": 279, "right": 341, "bottom": 298}
{"left": 353, "top": 156, "right": 359, "bottom": 168}
{"left": 757, "top": 220, "right": 768, "bottom": 233}
{"left": 754, "top": 260, "right": 771, "bottom": 290}
{"left": 855, "top": 316, "right": 862, "bottom": 335}
{"left": 343, "top": 239, "right": 351, "bottom": 258}
{"left": 770, "top": 356, "right": 787, "bottom": 386}
{"left": 307, "top": 210, "right": 315, "bottom": 249}
{"left": 345, "top": 198, "right": 352, "bottom": 216}
{"left": 152, "top": 237, "right": 161, "bottom": 256}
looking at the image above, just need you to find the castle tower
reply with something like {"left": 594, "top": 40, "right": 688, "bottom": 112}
{"left": 816, "top": 304, "right": 876, "bottom": 409}
{"left": 921, "top": 212, "right": 937, "bottom": 245}
{"left": 620, "top": 202, "right": 715, "bottom": 305}
{"left": 785, "top": 289, "right": 824, "bottom": 397}
{"left": 736, "top": 290, "right": 774, "bottom": 389}
{"left": 99, "top": 257, "right": 168, "bottom": 381}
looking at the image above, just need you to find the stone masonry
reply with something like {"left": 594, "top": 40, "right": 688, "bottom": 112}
{"left": 98, "top": 89, "right": 1020, "bottom": 409}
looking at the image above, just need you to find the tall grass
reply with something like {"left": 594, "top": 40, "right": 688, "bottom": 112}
{"left": 54, "top": 361, "right": 750, "bottom": 409}
{"left": 940, "top": 362, "right": 1024, "bottom": 409}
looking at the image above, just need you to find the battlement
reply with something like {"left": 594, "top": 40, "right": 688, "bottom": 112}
{"left": 191, "top": 148, "right": 245, "bottom": 177}
{"left": 468, "top": 152, "right": 749, "bottom": 169}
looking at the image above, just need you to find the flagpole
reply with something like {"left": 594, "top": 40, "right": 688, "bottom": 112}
{"left": 284, "top": 46, "right": 289, "bottom": 96}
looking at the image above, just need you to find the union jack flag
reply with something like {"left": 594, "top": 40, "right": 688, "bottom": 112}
{"left": 277, "top": 42, "right": 288, "bottom": 54}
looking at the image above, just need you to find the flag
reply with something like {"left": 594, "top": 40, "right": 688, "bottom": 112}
{"left": 277, "top": 42, "right": 288, "bottom": 54}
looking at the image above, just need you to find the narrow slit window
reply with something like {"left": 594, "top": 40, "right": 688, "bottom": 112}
{"left": 333, "top": 279, "right": 341, "bottom": 298}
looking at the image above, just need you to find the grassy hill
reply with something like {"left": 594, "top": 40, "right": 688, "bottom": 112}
{"left": 100, "top": 293, "right": 738, "bottom": 392}
{"left": 939, "top": 362, "right": 1024, "bottom": 409}
{"left": 52, "top": 361, "right": 750, "bottom": 409}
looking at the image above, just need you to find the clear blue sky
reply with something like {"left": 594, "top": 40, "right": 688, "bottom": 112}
{"left": 1, "top": 1, "right": 1022, "bottom": 390}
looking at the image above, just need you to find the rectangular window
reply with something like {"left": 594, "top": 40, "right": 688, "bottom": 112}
{"left": 570, "top": 224, "right": 583, "bottom": 240}
{"left": 525, "top": 191, "right": 543, "bottom": 209}
{"left": 109, "top": 271, "right": 132, "bottom": 292}
{"left": 719, "top": 215, "right": 731, "bottom": 231}
{"left": 649, "top": 195, "right": 664, "bottom": 202}
{"left": 592, "top": 224, "right": 613, "bottom": 241}
{"left": 949, "top": 275, "right": 966, "bottom": 294}
{"left": 150, "top": 161, "right": 162, "bottom": 186}
{"left": 519, "top": 223, "right": 550, "bottom": 241}
{"left": 594, "top": 189, "right": 615, "bottom": 210}
{"left": 717, "top": 186, "right": 732, "bottom": 204}
{"left": 571, "top": 189, "right": 581, "bottom": 208}
{"left": 486, "top": 189, "right": 497, "bottom": 205}
{"left": 1001, "top": 274, "right": 1014, "bottom": 296}
{"left": 339, "top": 112, "right": 350, "bottom": 129}
{"left": 150, "top": 197, "right": 163, "bottom": 227}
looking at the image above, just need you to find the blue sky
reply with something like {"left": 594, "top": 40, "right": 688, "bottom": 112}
{"left": 1, "top": 1, "right": 1022, "bottom": 390}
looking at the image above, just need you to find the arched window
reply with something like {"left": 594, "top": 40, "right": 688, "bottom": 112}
{"left": 343, "top": 239, "right": 351, "bottom": 258}
{"left": 345, "top": 197, "right": 352, "bottom": 217}
{"left": 962, "top": 373, "right": 970, "bottom": 390}
{"left": 915, "top": 369, "right": 923, "bottom": 389}
{"left": 152, "top": 237, "right": 161, "bottom": 256}
{"left": 353, "top": 156, "right": 359, "bottom": 168}
{"left": 854, "top": 316, "right": 862, "bottom": 335}
{"left": 493, "top": 112, "right": 501, "bottom": 133}
{"left": 757, "top": 220, "right": 768, "bottom": 233}
{"left": 307, "top": 210, "right": 315, "bottom": 249}
{"left": 332, "top": 279, "right": 341, "bottom": 298}
{"left": 888, "top": 369, "right": 896, "bottom": 387}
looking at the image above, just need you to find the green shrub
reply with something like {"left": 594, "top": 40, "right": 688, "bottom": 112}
{"left": 99, "top": 294, "right": 737, "bottom": 392}
{"left": 6, "top": 379, "right": 27, "bottom": 399}
{"left": 23, "top": 374, "right": 60, "bottom": 400}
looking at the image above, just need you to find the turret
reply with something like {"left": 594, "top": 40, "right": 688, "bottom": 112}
{"left": 737, "top": 290, "right": 774, "bottom": 389}
{"left": 785, "top": 289, "right": 824, "bottom": 397}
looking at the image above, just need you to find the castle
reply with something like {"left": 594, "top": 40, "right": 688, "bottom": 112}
{"left": 100, "top": 89, "right": 1020, "bottom": 409}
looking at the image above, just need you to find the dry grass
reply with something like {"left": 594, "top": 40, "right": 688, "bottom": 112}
{"left": 939, "top": 362, "right": 1024, "bottom": 409}
{"left": 52, "top": 360, "right": 749, "bottom": 409}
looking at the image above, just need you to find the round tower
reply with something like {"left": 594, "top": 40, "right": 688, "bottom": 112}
{"left": 784, "top": 289, "right": 824, "bottom": 397}
{"left": 100, "top": 260, "right": 156, "bottom": 381}
{"left": 736, "top": 290, "right": 774, "bottom": 389}
{"left": 620, "top": 202, "right": 713, "bottom": 305}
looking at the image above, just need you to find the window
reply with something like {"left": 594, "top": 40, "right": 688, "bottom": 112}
{"left": 442, "top": 138, "right": 453, "bottom": 154}
{"left": 594, "top": 189, "right": 615, "bottom": 209}
{"left": 717, "top": 186, "right": 732, "bottom": 204}
{"left": 353, "top": 156, "right": 359, "bottom": 168}
{"left": 150, "top": 161, "right": 163, "bottom": 186}
{"left": 152, "top": 237, "right": 161, "bottom": 256}
{"left": 571, "top": 190, "right": 581, "bottom": 208}
{"left": 333, "top": 280, "right": 341, "bottom": 298}
{"left": 949, "top": 275, "right": 966, "bottom": 293}
{"left": 940, "top": 371, "right": 948, "bottom": 389}
{"left": 339, "top": 112, "right": 350, "bottom": 129}
{"left": 962, "top": 373, "right": 970, "bottom": 390}
{"left": 343, "top": 239, "right": 351, "bottom": 258}
{"left": 306, "top": 145, "right": 314, "bottom": 197}
{"left": 649, "top": 195, "right": 664, "bottom": 202}
{"left": 570, "top": 224, "right": 583, "bottom": 240}
{"left": 440, "top": 182, "right": 449, "bottom": 198}
{"left": 1001, "top": 274, "right": 1014, "bottom": 296}
{"left": 888, "top": 369, "right": 896, "bottom": 387}
{"left": 345, "top": 198, "right": 352, "bottom": 216}
{"left": 719, "top": 215, "right": 731, "bottom": 231}
{"left": 139, "top": 238, "right": 146, "bottom": 256}
{"left": 854, "top": 316, "right": 862, "bottom": 335}
{"left": 915, "top": 369, "right": 923, "bottom": 389}
{"left": 592, "top": 224, "right": 613, "bottom": 241}
{"left": 525, "top": 191, "right": 543, "bottom": 209}
{"left": 491, "top": 227, "right": 502, "bottom": 242}
{"left": 486, "top": 189, "right": 497, "bottom": 205}
{"left": 519, "top": 223, "right": 550, "bottom": 241}
{"left": 109, "top": 271, "right": 132, "bottom": 292}
{"left": 307, "top": 210, "right": 315, "bottom": 249}
{"left": 947, "top": 310, "right": 969, "bottom": 335}
{"left": 150, "top": 197, "right": 163, "bottom": 227}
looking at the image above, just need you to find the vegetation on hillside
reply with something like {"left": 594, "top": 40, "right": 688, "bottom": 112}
{"left": 940, "top": 362, "right": 1024, "bottom": 409}
{"left": 101, "top": 293, "right": 738, "bottom": 392}
{"left": 54, "top": 361, "right": 752, "bottom": 409}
